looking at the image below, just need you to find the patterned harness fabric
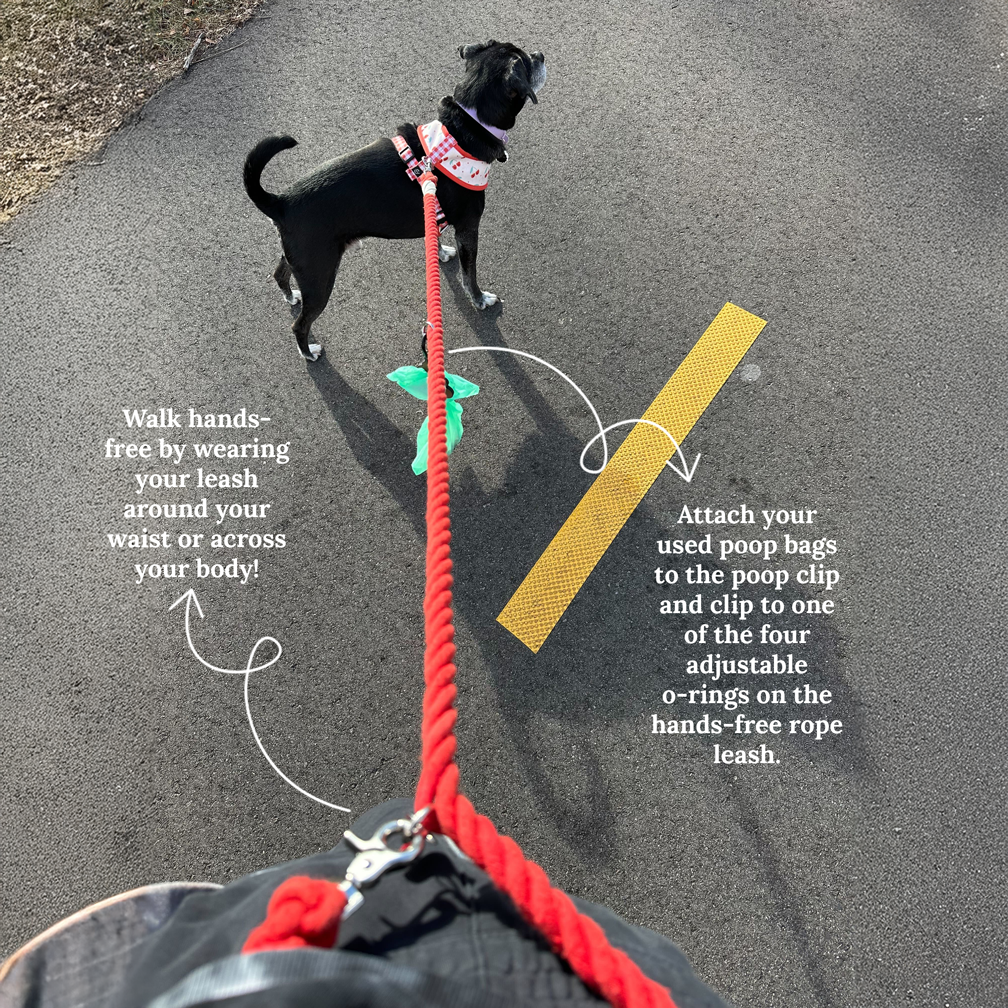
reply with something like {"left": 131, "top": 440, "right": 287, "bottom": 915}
{"left": 417, "top": 121, "right": 492, "bottom": 191}
{"left": 393, "top": 121, "right": 493, "bottom": 233}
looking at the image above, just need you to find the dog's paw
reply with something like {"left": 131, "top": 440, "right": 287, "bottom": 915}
{"left": 346, "top": 238, "right": 365, "bottom": 254}
{"left": 438, "top": 244, "right": 457, "bottom": 263}
{"left": 474, "top": 290, "right": 500, "bottom": 310}
{"left": 299, "top": 343, "right": 323, "bottom": 362}
{"left": 284, "top": 288, "right": 302, "bottom": 306}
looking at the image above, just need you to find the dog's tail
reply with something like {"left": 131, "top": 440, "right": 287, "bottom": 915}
{"left": 243, "top": 135, "right": 297, "bottom": 220}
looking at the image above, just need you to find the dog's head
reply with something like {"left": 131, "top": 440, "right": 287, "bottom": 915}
{"left": 454, "top": 40, "right": 547, "bottom": 131}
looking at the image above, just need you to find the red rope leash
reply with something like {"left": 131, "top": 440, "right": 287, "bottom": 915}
{"left": 413, "top": 174, "right": 676, "bottom": 1008}
{"left": 243, "top": 876, "right": 347, "bottom": 952}
{"left": 243, "top": 171, "right": 678, "bottom": 1008}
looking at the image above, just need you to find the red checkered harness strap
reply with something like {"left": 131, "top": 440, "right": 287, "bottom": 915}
{"left": 418, "top": 121, "right": 492, "bottom": 191}
{"left": 392, "top": 134, "right": 448, "bottom": 234}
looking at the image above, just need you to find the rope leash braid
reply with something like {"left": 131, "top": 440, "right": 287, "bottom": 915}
{"left": 414, "top": 171, "right": 677, "bottom": 1008}
{"left": 243, "top": 166, "right": 678, "bottom": 1008}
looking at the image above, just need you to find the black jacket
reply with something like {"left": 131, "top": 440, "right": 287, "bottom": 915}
{"left": 5, "top": 799, "right": 732, "bottom": 1008}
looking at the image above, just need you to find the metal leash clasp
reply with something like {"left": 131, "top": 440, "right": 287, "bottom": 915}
{"left": 418, "top": 157, "right": 438, "bottom": 194}
{"left": 338, "top": 807, "right": 431, "bottom": 919}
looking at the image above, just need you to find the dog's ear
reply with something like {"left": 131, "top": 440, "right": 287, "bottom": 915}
{"left": 459, "top": 40, "right": 497, "bottom": 59}
{"left": 505, "top": 56, "right": 538, "bottom": 103}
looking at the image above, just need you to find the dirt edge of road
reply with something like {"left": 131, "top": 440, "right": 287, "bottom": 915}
{"left": 1, "top": 0, "right": 265, "bottom": 223}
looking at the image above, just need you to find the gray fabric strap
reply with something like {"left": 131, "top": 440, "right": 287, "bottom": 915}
{"left": 145, "top": 947, "right": 513, "bottom": 1008}
{"left": 0, "top": 882, "right": 223, "bottom": 1008}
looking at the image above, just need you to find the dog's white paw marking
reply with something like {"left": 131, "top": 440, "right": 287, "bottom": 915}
{"left": 285, "top": 289, "right": 302, "bottom": 306}
{"left": 476, "top": 291, "right": 499, "bottom": 310}
{"left": 438, "top": 244, "right": 457, "bottom": 262}
{"left": 308, "top": 343, "right": 322, "bottom": 359}
{"left": 347, "top": 239, "right": 365, "bottom": 253}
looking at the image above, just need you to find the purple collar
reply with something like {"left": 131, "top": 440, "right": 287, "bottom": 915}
{"left": 459, "top": 105, "right": 507, "bottom": 145}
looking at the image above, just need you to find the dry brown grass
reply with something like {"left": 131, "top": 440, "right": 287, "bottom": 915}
{"left": 0, "top": 0, "right": 261, "bottom": 222}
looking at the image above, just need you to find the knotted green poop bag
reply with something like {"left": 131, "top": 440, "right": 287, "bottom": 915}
{"left": 386, "top": 366, "right": 480, "bottom": 475}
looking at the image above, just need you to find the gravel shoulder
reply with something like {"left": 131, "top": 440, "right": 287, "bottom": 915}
{"left": 0, "top": 0, "right": 262, "bottom": 221}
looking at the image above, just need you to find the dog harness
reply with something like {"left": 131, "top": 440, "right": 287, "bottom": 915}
{"left": 393, "top": 121, "right": 492, "bottom": 233}
{"left": 417, "top": 121, "right": 491, "bottom": 190}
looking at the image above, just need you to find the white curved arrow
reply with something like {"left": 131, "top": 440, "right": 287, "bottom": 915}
{"left": 169, "top": 589, "right": 350, "bottom": 813}
{"left": 447, "top": 345, "right": 701, "bottom": 482}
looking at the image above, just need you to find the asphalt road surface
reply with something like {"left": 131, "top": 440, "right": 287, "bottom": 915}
{"left": 2, "top": 3, "right": 1005, "bottom": 1007}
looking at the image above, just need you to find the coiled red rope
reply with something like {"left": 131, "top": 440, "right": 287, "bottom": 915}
{"left": 244, "top": 172, "right": 678, "bottom": 1008}
{"left": 244, "top": 876, "right": 347, "bottom": 953}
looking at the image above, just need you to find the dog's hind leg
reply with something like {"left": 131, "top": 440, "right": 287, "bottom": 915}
{"left": 290, "top": 249, "right": 343, "bottom": 362}
{"left": 274, "top": 254, "right": 300, "bottom": 307}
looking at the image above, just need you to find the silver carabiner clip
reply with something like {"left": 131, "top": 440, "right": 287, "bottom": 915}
{"left": 338, "top": 811, "right": 430, "bottom": 919}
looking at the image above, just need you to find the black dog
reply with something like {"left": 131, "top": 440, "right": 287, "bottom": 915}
{"left": 243, "top": 40, "right": 546, "bottom": 360}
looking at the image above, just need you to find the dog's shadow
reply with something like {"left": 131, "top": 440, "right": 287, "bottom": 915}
{"left": 302, "top": 254, "right": 501, "bottom": 533}
{"left": 308, "top": 355, "right": 427, "bottom": 538}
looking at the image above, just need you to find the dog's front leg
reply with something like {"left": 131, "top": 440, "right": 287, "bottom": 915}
{"left": 456, "top": 223, "right": 499, "bottom": 310}
{"left": 438, "top": 238, "right": 457, "bottom": 263}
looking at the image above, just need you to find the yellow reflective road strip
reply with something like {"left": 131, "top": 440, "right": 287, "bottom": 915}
{"left": 497, "top": 302, "right": 767, "bottom": 653}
